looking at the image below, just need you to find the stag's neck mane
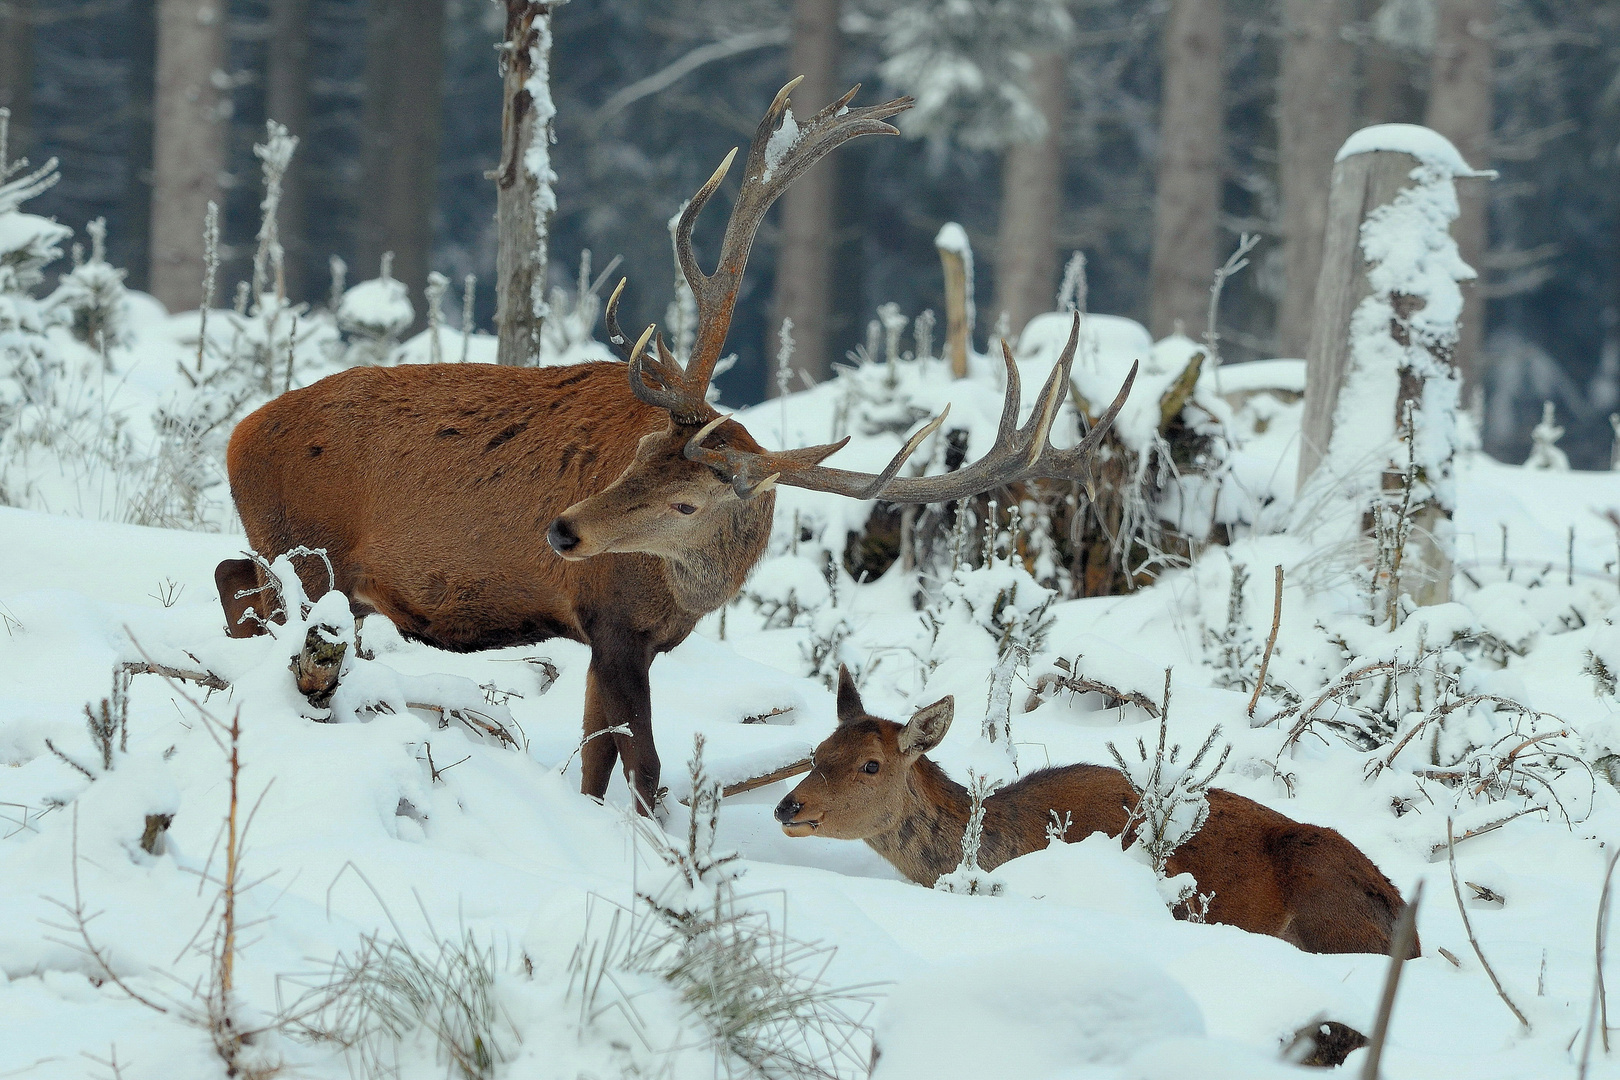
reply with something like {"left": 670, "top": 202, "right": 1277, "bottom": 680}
{"left": 660, "top": 489, "right": 775, "bottom": 617}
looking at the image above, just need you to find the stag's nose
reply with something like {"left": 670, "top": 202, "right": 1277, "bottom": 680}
{"left": 546, "top": 517, "right": 580, "bottom": 555}
{"left": 774, "top": 795, "right": 802, "bottom": 824}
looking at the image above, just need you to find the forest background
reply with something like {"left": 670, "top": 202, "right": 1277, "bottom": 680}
{"left": 6, "top": 0, "right": 1617, "bottom": 462}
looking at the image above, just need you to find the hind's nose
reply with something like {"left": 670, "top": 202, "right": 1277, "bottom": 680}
{"left": 546, "top": 517, "right": 580, "bottom": 555}
{"left": 774, "top": 796, "right": 802, "bottom": 824}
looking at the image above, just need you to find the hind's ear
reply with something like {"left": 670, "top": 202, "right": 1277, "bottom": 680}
{"left": 898, "top": 696, "right": 953, "bottom": 756}
{"left": 835, "top": 665, "right": 865, "bottom": 725}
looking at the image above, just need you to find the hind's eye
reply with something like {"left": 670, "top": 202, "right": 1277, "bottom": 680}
{"left": 862, "top": 761, "right": 880, "bottom": 774}
{"left": 673, "top": 503, "right": 698, "bottom": 515}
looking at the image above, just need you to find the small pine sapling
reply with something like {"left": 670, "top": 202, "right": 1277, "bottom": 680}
{"left": 1525, "top": 401, "right": 1569, "bottom": 471}
{"left": 1107, "top": 670, "right": 1230, "bottom": 915}
{"left": 934, "top": 771, "right": 1006, "bottom": 896}
{"left": 50, "top": 217, "right": 131, "bottom": 353}
{"left": 1204, "top": 561, "right": 1261, "bottom": 691}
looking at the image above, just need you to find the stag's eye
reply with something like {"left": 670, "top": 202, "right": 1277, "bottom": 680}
{"left": 862, "top": 760, "right": 880, "bottom": 775}
{"left": 673, "top": 502, "right": 698, "bottom": 515}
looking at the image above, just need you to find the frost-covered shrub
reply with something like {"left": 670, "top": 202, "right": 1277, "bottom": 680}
{"left": 0, "top": 141, "right": 69, "bottom": 448}
{"left": 1525, "top": 401, "right": 1568, "bottom": 470}
{"left": 337, "top": 252, "right": 414, "bottom": 366}
{"left": 1204, "top": 560, "right": 1262, "bottom": 692}
{"left": 49, "top": 218, "right": 130, "bottom": 352}
{"left": 920, "top": 511, "right": 1056, "bottom": 671}
{"left": 1107, "top": 674, "right": 1229, "bottom": 915}
{"left": 934, "top": 772, "right": 1005, "bottom": 896}
{"left": 570, "top": 738, "right": 875, "bottom": 1078}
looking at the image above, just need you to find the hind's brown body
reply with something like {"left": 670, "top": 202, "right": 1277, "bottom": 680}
{"left": 777, "top": 670, "right": 1416, "bottom": 956}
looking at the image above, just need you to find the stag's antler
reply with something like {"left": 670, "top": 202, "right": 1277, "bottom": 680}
{"left": 605, "top": 78, "right": 912, "bottom": 423}
{"left": 683, "top": 311, "right": 1139, "bottom": 502}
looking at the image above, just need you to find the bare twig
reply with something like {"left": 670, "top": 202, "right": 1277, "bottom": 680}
{"left": 44, "top": 738, "right": 95, "bottom": 780}
{"left": 1026, "top": 660, "right": 1162, "bottom": 718}
{"left": 1425, "top": 804, "right": 1545, "bottom": 861}
{"left": 1580, "top": 849, "right": 1620, "bottom": 1078}
{"left": 43, "top": 806, "right": 173, "bottom": 1014}
{"left": 1360, "top": 881, "right": 1423, "bottom": 1080}
{"left": 1447, "top": 819, "right": 1530, "bottom": 1029}
{"left": 120, "top": 660, "right": 230, "bottom": 692}
{"left": 677, "top": 758, "right": 814, "bottom": 806}
{"left": 1247, "top": 564, "right": 1283, "bottom": 718}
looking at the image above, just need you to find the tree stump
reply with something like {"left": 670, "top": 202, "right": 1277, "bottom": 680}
{"left": 291, "top": 625, "right": 348, "bottom": 708}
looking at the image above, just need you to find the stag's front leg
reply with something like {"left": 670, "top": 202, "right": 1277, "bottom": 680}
{"left": 580, "top": 633, "right": 659, "bottom": 812}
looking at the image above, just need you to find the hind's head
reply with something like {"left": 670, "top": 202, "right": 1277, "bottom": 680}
{"left": 774, "top": 666, "right": 953, "bottom": 840}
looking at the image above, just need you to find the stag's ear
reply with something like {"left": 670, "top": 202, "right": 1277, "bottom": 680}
{"left": 898, "top": 697, "right": 953, "bottom": 756}
{"left": 835, "top": 665, "right": 865, "bottom": 725}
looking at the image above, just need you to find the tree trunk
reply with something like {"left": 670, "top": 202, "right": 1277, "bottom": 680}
{"left": 268, "top": 0, "right": 311, "bottom": 303}
{"left": 0, "top": 0, "right": 31, "bottom": 160}
{"left": 360, "top": 0, "right": 445, "bottom": 323}
{"left": 1424, "top": 0, "right": 1493, "bottom": 392}
{"left": 150, "top": 0, "right": 226, "bottom": 313}
{"left": 1148, "top": 0, "right": 1225, "bottom": 340}
{"left": 494, "top": 1, "right": 560, "bottom": 366}
{"left": 769, "top": 0, "right": 842, "bottom": 389}
{"left": 991, "top": 50, "right": 1065, "bottom": 344}
{"left": 121, "top": 0, "right": 156, "bottom": 290}
{"left": 1276, "top": 0, "right": 1354, "bottom": 359}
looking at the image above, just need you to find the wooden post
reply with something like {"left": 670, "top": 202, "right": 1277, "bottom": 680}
{"left": 937, "top": 223, "right": 972, "bottom": 378}
{"left": 1298, "top": 132, "right": 1478, "bottom": 610}
{"left": 1297, "top": 150, "right": 1418, "bottom": 487}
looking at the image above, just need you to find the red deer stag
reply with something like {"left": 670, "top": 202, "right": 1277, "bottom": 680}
{"left": 216, "top": 80, "right": 1137, "bottom": 812}
{"left": 776, "top": 668, "right": 1416, "bottom": 956}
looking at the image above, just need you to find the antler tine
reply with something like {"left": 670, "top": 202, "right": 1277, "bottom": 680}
{"left": 1046, "top": 359, "right": 1139, "bottom": 471}
{"left": 627, "top": 325, "right": 696, "bottom": 415}
{"left": 1015, "top": 311, "right": 1085, "bottom": 467}
{"left": 665, "top": 80, "right": 913, "bottom": 414}
{"left": 603, "top": 278, "right": 635, "bottom": 363}
{"left": 748, "top": 312, "right": 1136, "bottom": 504}
{"left": 996, "top": 340, "right": 1024, "bottom": 447}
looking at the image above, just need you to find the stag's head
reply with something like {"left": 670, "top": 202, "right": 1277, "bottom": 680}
{"left": 547, "top": 79, "right": 1137, "bottom": 563}
{"left": 775, "top": 666, "right": 954, "bottom": 840}
{"left": 546, "top": 387, "right": 781, "bottom": 562}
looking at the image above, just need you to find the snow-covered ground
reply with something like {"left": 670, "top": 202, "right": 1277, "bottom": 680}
{"left": 3, "top": 344, "right": 1620, "bottom": 1080}
{"left": 3, "top": 285, "right": 1620, "bottom": 1077}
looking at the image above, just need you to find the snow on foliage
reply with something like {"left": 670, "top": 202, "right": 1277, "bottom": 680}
{"left": 875, "top": 0, "right": 1072, "bottom": 152}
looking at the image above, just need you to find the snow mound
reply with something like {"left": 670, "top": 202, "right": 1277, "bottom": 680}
{"left": 1336, "top": 123, "right": 1486, "bottom": 177}
{"left": 337, "top": 274, "right": 414, "bottom": 337}
{"left": 872, "top": 951, "right": 1204, "bottom": 1079}
{"left": 994, "top": 831, "right": 1172, "bottom": 921}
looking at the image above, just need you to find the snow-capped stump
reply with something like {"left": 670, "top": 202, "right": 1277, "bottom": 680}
{"left": 1019, "top": 308, "right": 1231, "bottom": 596}
{"left": 289, "top": 593, "right": 351, "bottom": 709}
{"left": 335, "top": 251, "right": 414, "bottom": 365}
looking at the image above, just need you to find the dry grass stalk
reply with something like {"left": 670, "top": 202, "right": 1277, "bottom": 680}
{"left": 1360, "top": 880, "right": 1423, "bottom": 1080}
{"left": 1579, "top": 849, "right": 1620, "bottom": 1078}
{"left": 1247, "top": 564, "right": 1283, "bottom": 718}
